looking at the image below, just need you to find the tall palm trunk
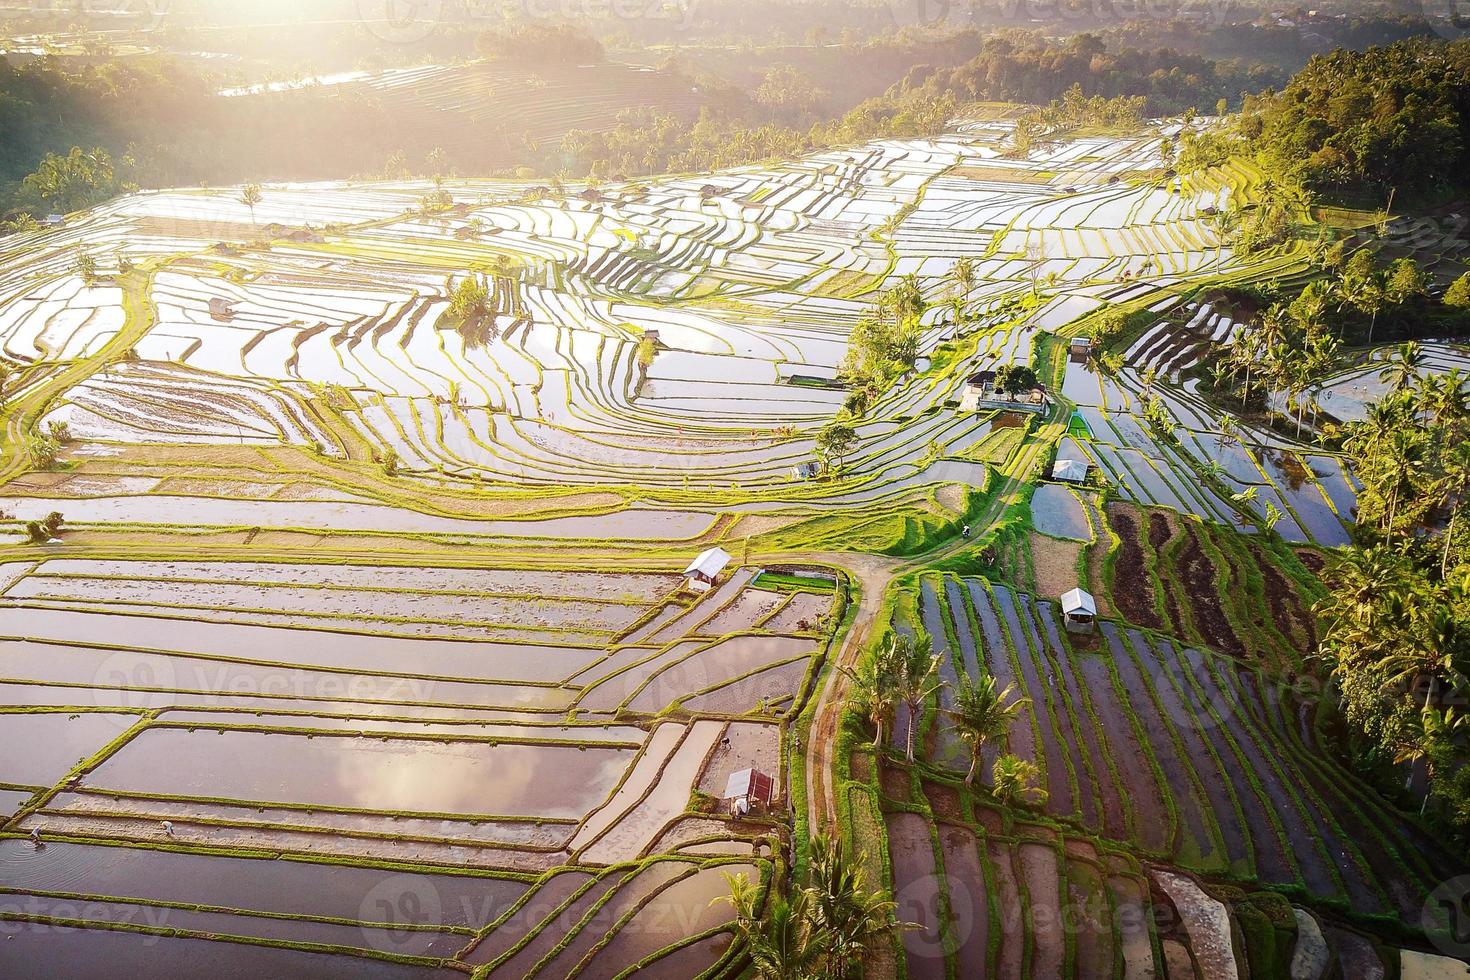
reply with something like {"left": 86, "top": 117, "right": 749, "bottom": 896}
{"left": 966, "top": 749, "right": 980, "bottom": 786}
{"left": 1445, "top": 506, "right": 1460, "bottom": 578}
{"left": 905, "top": 700, "right": 919, "bottom": 763}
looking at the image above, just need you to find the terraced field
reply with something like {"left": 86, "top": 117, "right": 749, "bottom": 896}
{"left": 0, "top": 556, "right": 831, "bottom": 975}
{"left": 0, "top": 111, "right": 1459, "bottom": 977}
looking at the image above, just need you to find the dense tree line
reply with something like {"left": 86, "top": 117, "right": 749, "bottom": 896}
{"left": 474, "top": 23, "right": 604, "bottom": 65}
{"left": 899, "top": 31, "right": 1286, "bottom": 117}
{"left": 1241, "top": 38, "right": 1470, "bottom": 200}
{"left": 1318, "top": 370, "right": 1470, "bottom": 837}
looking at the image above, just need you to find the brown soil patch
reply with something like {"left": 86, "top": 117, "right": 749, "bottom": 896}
{"left": 1030, "top": 532, "right": 1085, "bottom": 601}
{"left": 1105, "top": 504, "right": 1163, "bottom": 630}
{"left": 973, "top": 805, "right": 1006, "bottom": 836}
{"left": 879, "top": 763, "right": 912, "bottom": 803}
{"left": 923, "top": 781, "right": 964, "bottom": 823}
{"left": 1148, "top": 510, "right": 1176, "bottom": 552}
{"left": 1176, "top": 525, "right": 1245, "bottom": 658}
{"left": 1064, "top": 838, "right": 1099, "bottom": 863}
{"left": 1294, "top": 548, "right": 1327, "bottom": 576}
{"left": 849, "top": 751, "right": 871, "bottom": 783}
{"left": 1252, "top": 544, "right": 1317, "bottom": 652}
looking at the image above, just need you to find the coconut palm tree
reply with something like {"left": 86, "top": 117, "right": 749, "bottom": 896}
{"left": 842, "top": 639, "right": 900, "bottom": 749}
{"left": 991, "top": 753, "right": 1047, "bottom": 807}
{"left": 1440, "top": 440, "right": 1470, "bottom": 576}
{"left": 947, "top": 256, "right": 976, "bottom": 305}
{"left": 1379, "top": 341, "right": 1424, "bottom": 394}
{"left": 807, "top": 836, "right": 900, "bottom": 979}
{"left": 718, "top": 873, "right": 829, "bottom": 980}
{"left": 892, "top": 629, "right": 942, "bottom": 764}
{"left": 947, "top": 674, "right": 1028, "bottom": 786}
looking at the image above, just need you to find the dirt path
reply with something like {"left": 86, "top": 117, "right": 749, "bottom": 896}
{"left": 800, "top": 409, "right": 1065, "bottom": 835}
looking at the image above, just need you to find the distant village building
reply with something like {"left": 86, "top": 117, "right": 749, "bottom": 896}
{"left": 1051, "top": 459, "right": 1091, "bottom": 484}
{"left": 1061, "top": 588, "right": 1098, "bottom": 635}
{"left": 684, "top": 547, "right": 732, "bottom": 593}
{"left": 723, "top": 767, "right": 775, "bottom": 817}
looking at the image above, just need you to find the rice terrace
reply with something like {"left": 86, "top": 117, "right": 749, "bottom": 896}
{"left": 4, "top": 2, "right": 1470, "bottom": 978}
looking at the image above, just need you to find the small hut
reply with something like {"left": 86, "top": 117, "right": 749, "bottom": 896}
{"left": 44, "top": 214, "right": 66, "bottom": 228}
{"left": 208, "top": 297, "right": 237, "bottom": 321}
{"left": 684, "top": 547, "right": 732, "bottom": 593}
{"left": 1069, "top": 336, "right": 1092, "bottom": 363}
{"left": 1051, "top": 459, "right": 1091, "bottom": 485}
{"left": 723, "top": 768, "right": 775, "bottom": 817}
{"left": 791, "top": 461, "right": 820, "bottom": 481}
{"left": 1060, "top": 588, "right": 1098, "bottom": 634}
{"left": 959, "top": 370, "right": 997, "bottom": 412}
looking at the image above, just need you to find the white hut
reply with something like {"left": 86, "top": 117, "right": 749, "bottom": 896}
{"left": 1052, "top": 459, "right": 1091, "bottom": 484}
{"left": 1060, "top": 588, "right": 1098, "bottom": 634}
{"left": 684, "top": 547, "right": 732, "bottom": 593}
{"left": 723, "top": 767, "right": 775, "bottom": 817}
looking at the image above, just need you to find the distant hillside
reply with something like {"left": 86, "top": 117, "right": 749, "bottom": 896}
{"left": 227, "top": 61, "right": 713, "bottom": 175}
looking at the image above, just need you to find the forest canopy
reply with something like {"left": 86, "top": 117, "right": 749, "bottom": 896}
{"left": 1242, "top": 38, "right": 1470, "bottom": 200}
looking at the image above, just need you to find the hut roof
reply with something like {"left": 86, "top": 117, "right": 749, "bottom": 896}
{"left": 1061, "top": 588, "right": 1097, "bottom": 617}
{"left": 685, "top": 547, "right": 732, "bottom": 580}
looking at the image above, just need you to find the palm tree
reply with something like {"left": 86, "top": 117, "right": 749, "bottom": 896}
{"left": 718, "top": 873, "right": 829, "bottom": 980}
{"left": 1441, "top": 441, "right": 1470, "bottom": 576}
{"left": 1380, "top": 341, "right": 1424, "bottom": 394}
{"left": 241, "top": 182, "right": 263, "bottom": 227}
{"left": 1381, "top": 428, "right": 1425, "bottom": 532}
{"left": 948, "top": 256, "right": 976, "bottom": 306}
{"left": 1395, "top": 705, "right": 1466, "bottom": 814}
{"left": 991, "top": 754, "right": 1047, "bottom": 806}
{"left": 892, "top": 629, "right": 942, "bottom": 764}
{"left": 946, "top": 674, "right": 1028, "bottom": 786}
{"left": 842, "top": 640, "right": 900, "bottom": 749}
{"left": 806, "top": 836, "right": 900, "bottom": 979}
{"left": 1210, "top": 206, "right": 1239, "bottom": 273}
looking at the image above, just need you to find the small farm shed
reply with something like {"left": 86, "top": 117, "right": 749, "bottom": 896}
{"left": 1069, "top": 336, "right": 1092, "bottom": 363}
{"left": 959, "top": 370, "right": 997, "bottom": 412}
{"left": 791, "top": 461, "right": 820, "bottom": 480}
{"left": 1051, "top": 458, "right": 1091, "bottom": 484}
{"left": 723, "top": 768, "right": 775, "bottom": 816}
{"left": 208, "top": 297, "right": 237, "bottom": 320}
{"left": 45, "top": 214, "right": 66, "bottom": 228}
{"left": 685, "top": 547, "right": 732, "bottom": 592}
{"left": 1061, "top": 588, "right": 1098, "bottom": 634}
